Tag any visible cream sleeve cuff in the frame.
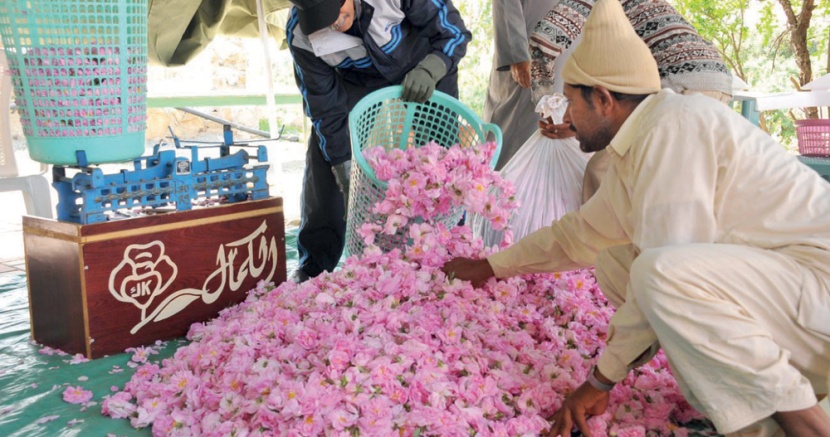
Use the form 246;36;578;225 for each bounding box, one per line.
487;250;519;278
596;351;630;383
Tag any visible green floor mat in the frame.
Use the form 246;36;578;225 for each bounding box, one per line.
0;272;178;436
0;228;310;436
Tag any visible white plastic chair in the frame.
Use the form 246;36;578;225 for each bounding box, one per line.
0;49;52;218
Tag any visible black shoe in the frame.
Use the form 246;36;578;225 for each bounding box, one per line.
289;268;310;284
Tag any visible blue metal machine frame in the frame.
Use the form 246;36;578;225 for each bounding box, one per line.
52;126;271;224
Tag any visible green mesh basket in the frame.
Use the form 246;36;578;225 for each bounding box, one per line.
0;0;147;165
346;85;502;256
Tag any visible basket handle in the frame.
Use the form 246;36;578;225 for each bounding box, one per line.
481;122;503;169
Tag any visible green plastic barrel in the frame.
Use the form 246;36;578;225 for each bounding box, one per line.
0;0;147;165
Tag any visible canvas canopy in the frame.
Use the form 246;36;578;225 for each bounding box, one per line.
148;0;292;66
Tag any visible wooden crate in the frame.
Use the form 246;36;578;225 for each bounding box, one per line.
22;197;286;358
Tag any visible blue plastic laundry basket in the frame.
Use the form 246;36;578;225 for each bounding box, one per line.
0;0;148;165
346;85;502;256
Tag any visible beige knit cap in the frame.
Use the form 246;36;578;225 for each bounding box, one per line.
561;0;661;94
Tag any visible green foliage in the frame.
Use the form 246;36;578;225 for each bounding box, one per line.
455;0;493;117
671;0;752;78
669;0;829;148
740;17;801;148
808;1;830;76
758;2;778;48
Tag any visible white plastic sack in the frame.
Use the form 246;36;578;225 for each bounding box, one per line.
473;94;589;247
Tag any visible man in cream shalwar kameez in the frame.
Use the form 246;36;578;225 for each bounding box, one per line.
442;0;830;435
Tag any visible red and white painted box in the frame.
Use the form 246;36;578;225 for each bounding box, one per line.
22;197;286;358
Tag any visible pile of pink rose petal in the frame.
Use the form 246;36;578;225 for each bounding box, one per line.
102;142;709;436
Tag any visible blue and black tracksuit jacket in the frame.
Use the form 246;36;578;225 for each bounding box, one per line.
287;0;471;165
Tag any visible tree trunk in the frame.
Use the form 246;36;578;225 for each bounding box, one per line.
777;0;818;119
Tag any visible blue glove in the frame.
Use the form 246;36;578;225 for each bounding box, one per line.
402;54;447;103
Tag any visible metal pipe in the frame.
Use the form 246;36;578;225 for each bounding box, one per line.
255;0;284;192
174;107;271;138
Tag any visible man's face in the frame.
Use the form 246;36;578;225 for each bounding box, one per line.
563;84;616;153
331;0;355;32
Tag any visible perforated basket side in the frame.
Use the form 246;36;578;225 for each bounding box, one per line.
346;160;386;256
796;119;830;157
346;163;466;256
349;86;501;188
0;0;147;165
345;86;502;256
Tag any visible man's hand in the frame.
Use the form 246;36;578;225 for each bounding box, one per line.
510;61;531;88
441;257;495;288
538;116;576;140
402;54;447;103
546;382;610;437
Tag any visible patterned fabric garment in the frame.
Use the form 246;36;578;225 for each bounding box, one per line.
529;0;732;100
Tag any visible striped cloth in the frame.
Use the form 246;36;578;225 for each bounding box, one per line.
529;0;732;100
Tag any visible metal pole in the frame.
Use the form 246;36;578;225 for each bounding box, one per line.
175;107;270;138
255;0;284;194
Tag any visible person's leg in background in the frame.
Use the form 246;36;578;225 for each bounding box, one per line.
292;128;348;282
292;77;405;282
484;67;538;170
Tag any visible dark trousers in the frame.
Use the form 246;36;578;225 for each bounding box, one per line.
296;73;458;277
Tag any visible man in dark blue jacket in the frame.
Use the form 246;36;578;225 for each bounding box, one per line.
287;0;470;282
